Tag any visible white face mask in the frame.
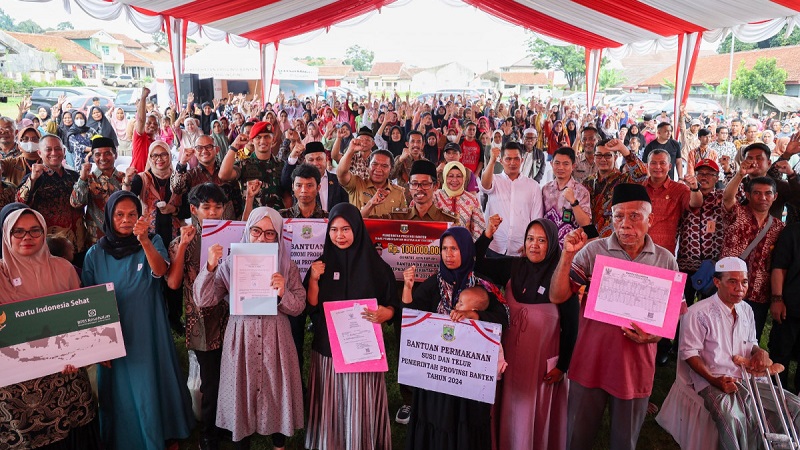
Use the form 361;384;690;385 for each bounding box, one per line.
20;142;36;153
491;142;502;149
75;119;85;127
447;135;458;143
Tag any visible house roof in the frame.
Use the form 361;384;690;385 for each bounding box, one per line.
133;49;171;63
317;64;354;79
45;30;99;40
111;33;144;49
640;45;800;87
120;48;153;68
8;32;101;64
367;62;405;77
498;71;553;86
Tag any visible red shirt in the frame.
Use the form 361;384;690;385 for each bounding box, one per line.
460;138;481;173
643;177;690;253
132;130;154;172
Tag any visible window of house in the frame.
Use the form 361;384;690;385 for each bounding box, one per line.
101;46;110;56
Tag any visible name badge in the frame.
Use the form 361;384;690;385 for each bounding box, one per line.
12;277;21;286
333;272;340;280
392;207;410;214
137;263;143;271
538;286;546;295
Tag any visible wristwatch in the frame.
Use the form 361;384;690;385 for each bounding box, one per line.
690;187;700;192
176;162;188;173
570;199;579;207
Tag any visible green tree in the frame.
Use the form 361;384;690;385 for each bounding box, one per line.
730;58;786;99
298;56;326;66
152;31;167;47
599;68;626;90
717;25;800;53
527;38;585;91
343;45;374;72
56;21;74;30
15;19;44;34
0;8;14;31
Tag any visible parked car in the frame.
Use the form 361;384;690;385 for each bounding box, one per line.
30;86;111;112
608;93;662;108
646;97;724;119
90;86;117;100
101;73;139;87
113;88;141;119
62;95;115;118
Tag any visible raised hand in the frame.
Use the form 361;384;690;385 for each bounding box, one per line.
79;163;92;181
485;214;503;239
563;227;587;255
403;265;416;289
246;179;262;200
132;216;150;242
30;163;49;181
271;272;285;297
310;261;326;281
178;224;196;247
207;243;224;271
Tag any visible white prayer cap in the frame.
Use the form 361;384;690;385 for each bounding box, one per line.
523;128;537;137
715;257;748;273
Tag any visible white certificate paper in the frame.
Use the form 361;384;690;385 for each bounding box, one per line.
593;265;672;326
230;243;278;315
329;303;381;364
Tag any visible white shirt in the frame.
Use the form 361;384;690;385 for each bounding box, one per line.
679;293;757;393
479;172;544;255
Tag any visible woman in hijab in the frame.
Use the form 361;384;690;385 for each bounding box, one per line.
81;191;193;450
0;207;101;450
194;207;304;449
87;105;118;147
433;161;485;240
304;203;396;450
67;111;92;167
176;117;202;170
374;118;406;158
303;121;322;146
109;107;130;155
56;108;74;143
475;218;579;450
401;227;508;450
211;119;229;165
423;131;440;164
624;122;646;150
566;118;578;146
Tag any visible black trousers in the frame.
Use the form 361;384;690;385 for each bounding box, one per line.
289;312;307;385
746;299;770;344
195;348;223;439
393;317;413;406
769;315;800;393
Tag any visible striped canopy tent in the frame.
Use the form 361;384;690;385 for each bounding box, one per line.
24;0;800;131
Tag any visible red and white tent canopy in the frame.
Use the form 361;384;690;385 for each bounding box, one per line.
23;0;800;123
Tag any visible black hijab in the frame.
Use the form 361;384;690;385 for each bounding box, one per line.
423;131;440;163
87;106;118;146
385;125;406;157
57;109;74;142
97;191;145;260
307;203;396;357
65;111;90;147
510;219;561;304
312;203;394;301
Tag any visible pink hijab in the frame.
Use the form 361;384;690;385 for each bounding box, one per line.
0;209;79;303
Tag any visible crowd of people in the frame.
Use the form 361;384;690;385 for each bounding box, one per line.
3;84;800;450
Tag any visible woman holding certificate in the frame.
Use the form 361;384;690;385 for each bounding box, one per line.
400;226;508;450
0;207;101;450
194;206;305;450
475;217;579;450
81;191;194;450
305;202;397;450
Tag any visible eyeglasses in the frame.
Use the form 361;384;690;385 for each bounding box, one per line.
249;227;278;239
11;227;44;239
409;181;434;190
594;153;614;159
696;171;717;178
150;153;170;160
195;144;215;152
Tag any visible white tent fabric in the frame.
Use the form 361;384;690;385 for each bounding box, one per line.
673;31;703;138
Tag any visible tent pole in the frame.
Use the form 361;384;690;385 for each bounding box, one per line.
726;33;734;114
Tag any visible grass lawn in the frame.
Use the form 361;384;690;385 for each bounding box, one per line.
0;97;23;119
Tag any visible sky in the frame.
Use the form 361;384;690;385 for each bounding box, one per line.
2;0;533;73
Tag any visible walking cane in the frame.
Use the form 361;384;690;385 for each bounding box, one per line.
734;355;800;449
